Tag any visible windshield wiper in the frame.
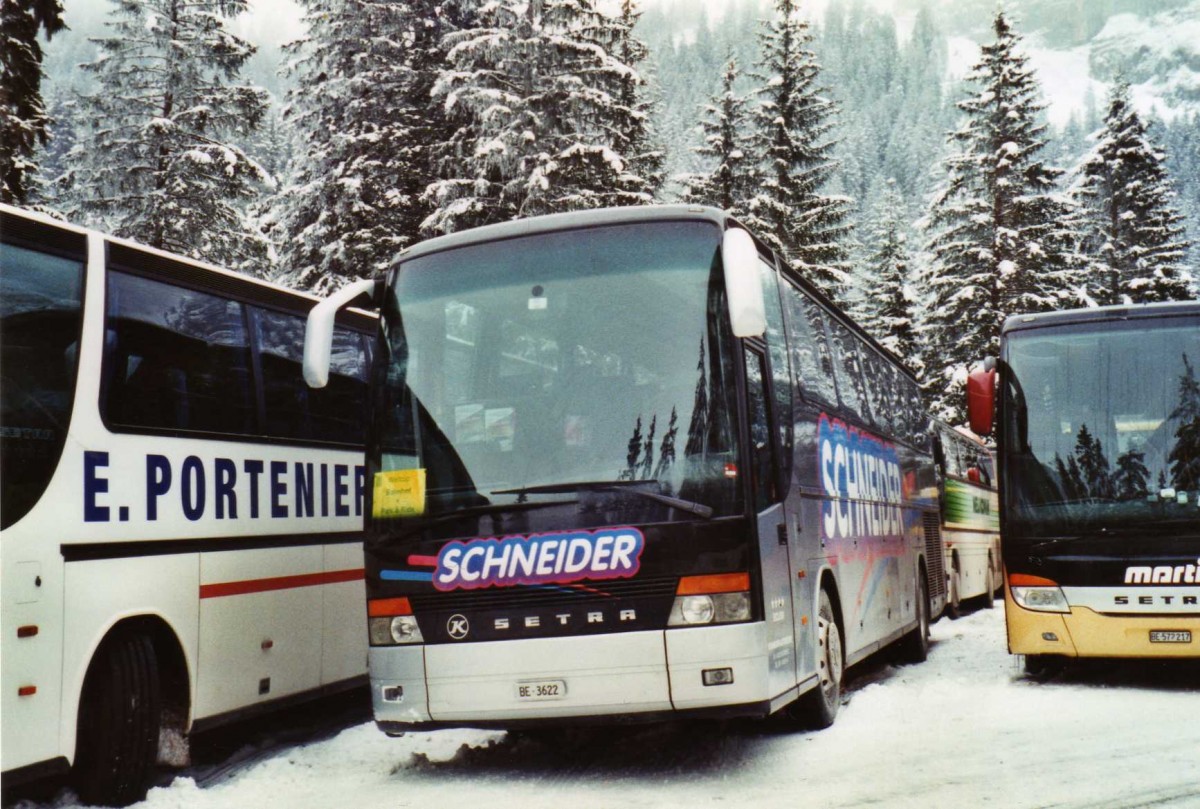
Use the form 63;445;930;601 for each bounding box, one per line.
493;480;714;519
398;498;581;528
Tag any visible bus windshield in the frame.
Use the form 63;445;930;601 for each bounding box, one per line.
373;220;743;530
1002;316;1200;539
0;241;85;530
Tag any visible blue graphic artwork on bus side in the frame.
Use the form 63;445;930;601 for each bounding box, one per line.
432;528;645;592
818;414;904;541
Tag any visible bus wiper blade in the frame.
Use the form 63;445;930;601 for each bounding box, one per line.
407;498;580;527
493;480;714;520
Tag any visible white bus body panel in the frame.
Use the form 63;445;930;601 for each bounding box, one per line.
197;546;325;717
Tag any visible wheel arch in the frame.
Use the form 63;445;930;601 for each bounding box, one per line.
66;612;193;765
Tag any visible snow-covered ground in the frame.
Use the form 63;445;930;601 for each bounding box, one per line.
15;605;1200;809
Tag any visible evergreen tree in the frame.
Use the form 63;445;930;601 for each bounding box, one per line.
681;55;755;212
58;0;269;274
921;11;1083;422
1170;354;1200;491
1071;82;1193;305
424;0;659;236
861;179;917;366
274;0;470;293
1;0;64;204
748;0;851;301
612;0;665;202
1113;447;1150;500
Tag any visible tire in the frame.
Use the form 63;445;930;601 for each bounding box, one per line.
945;558;961;620
1023;654;1064;680
983;562;996;609
73;630;162;807
794;588;843;729
899;572;930;663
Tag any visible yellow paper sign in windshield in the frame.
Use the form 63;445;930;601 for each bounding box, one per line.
373;469;426;518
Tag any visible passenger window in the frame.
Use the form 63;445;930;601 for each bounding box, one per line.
786;289;838;407
760;260;793;479
744;346;778;511
104;272;255;434
254;307;370;444
0;238;85;529
829;322;871;425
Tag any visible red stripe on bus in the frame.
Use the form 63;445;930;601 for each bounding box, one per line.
199;568;365;599
407;555;439;567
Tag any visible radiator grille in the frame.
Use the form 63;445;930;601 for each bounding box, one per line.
922;512;947;600
409;575;678;614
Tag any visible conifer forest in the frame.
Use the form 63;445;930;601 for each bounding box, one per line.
4;0;1200;422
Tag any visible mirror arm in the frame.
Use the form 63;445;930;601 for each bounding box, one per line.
303;278;380;388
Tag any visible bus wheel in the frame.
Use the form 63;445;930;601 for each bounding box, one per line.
899;573;929;663
796;588;842;729
74;630;162;807
983;560;997;608
1023;654;1064;680
946;558;961;620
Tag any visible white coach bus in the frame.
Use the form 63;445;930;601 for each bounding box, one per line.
1;205;373;805
303;206;943;738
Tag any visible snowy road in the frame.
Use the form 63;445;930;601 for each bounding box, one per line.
13;604;1200;809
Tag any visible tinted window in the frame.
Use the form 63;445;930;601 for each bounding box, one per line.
1;240;84;529
785;287;838;407
254;307;369;444
760;259;793;481
829;321;871;425
104;272;255;434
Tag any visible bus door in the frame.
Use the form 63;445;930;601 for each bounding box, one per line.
744;343;797;694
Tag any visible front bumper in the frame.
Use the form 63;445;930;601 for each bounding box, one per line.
371;622;773;729
1005;587;1200;658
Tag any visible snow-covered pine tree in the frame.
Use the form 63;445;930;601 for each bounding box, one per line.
1;0;64;204
748;0;852;303
860;179;918;370
274;0;471;293
57;0;269;274
424;0;662;236
922;11;1082;423
611;0;665;203
681;55;755;213
1071;82;1193;305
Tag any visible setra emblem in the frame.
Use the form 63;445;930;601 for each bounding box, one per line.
446;614;470;640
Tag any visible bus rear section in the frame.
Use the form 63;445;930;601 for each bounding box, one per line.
967;303;1200;667
307;206;939;734
933;422;1000;616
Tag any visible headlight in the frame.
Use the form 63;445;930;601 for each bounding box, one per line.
367;597;423;645
1011;585;1069;613
668;574;753;626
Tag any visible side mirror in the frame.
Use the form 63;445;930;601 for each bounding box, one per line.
966;368;996;438
722;228;766;338
303;278;379;388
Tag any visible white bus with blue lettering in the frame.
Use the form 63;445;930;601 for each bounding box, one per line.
304;206;944;738
0;204;373;805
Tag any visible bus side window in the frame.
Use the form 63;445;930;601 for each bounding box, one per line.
759;259;793;482
829;322;872;426
104;272;255;435
784;287;838;408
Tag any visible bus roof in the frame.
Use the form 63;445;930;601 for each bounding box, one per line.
0;203;376;329
398;205;730;261
1002;301;1200;336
